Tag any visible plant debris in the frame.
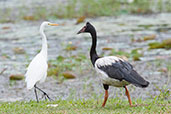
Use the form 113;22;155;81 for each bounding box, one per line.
76;16;86;24
62;71;76;79
102;47;113;50
13;47;25;54
9;74;24;80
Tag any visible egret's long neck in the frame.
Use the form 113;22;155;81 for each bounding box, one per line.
40;26;47;60
90;29;99;66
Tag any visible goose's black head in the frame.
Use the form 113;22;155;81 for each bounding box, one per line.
77;22;95;34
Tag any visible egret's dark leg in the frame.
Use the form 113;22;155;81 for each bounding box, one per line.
34;85;52;101
34;85;39;103
102;84;109;107
124;86;132;106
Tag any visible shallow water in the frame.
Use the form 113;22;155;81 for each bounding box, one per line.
0;14;171;102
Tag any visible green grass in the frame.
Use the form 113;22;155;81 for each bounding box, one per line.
1;0;171;22
0;98;170;114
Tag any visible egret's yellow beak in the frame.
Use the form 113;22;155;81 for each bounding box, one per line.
48;23;59;26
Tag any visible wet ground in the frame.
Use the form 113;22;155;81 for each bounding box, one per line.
0;14;171;102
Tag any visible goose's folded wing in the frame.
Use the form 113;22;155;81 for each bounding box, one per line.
95;56;149;87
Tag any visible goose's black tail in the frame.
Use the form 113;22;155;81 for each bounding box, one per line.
124;70;149;88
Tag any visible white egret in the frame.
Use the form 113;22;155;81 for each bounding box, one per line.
25;21;58;102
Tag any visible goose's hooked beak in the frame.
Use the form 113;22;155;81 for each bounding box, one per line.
48;23;59;26
77;26;86;34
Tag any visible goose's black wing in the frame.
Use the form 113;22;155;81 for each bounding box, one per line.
95;56;149;88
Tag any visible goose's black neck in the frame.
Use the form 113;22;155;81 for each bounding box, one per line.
90;29;99;66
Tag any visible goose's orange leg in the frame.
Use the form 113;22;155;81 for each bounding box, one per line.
102;90;109;107
102;84;109;107
124;86;132;106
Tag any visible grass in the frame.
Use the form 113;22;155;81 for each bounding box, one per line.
0;98;170;114
1;81;170;113
1;0;171;22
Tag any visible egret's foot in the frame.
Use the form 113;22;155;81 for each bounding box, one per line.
34;85;53;101
42;92;53;101
41;93;47;100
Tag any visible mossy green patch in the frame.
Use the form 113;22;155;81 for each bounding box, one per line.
47;67;59;77
109;48;143;61
47;53;89;80
138;24;154;29
65;44;77;51
130;49;143;61
148;39;171;49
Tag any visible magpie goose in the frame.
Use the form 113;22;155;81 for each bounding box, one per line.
77;22;149;107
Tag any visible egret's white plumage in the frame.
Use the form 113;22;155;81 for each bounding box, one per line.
25;22;49;90
25;52;47;89
25;21;58;102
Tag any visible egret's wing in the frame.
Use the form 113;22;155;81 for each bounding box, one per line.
25;53;47;89
95;56;149;88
